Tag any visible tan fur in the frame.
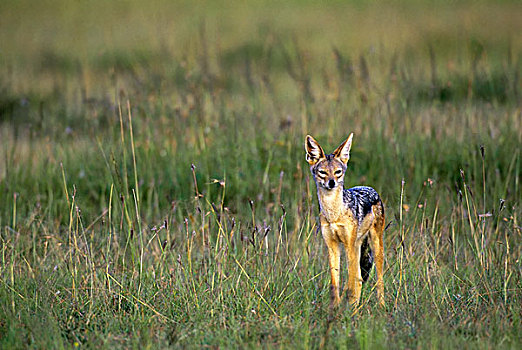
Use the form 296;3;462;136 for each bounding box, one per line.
305;134;385;308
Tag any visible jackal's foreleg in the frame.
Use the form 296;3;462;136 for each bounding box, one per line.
345;233;363;307
323;229;341;308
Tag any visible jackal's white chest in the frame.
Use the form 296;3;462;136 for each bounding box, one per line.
318;188;345;223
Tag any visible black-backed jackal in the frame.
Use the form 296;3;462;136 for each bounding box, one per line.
305;133;385;308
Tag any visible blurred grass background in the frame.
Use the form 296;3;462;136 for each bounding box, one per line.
0;0;521;348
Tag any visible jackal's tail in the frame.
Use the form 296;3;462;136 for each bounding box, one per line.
360;236;373;283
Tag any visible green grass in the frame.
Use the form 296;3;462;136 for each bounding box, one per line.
1;0;521;348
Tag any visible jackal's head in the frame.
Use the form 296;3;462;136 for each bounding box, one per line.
305;133;353;191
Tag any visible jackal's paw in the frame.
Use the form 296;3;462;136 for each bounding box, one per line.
331;296;342;308
378;296;385;307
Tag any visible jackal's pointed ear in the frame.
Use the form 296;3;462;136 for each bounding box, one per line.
305;135;325;165
333;133;353;164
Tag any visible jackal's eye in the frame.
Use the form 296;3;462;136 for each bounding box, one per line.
317;170;328;177
334;170;343;176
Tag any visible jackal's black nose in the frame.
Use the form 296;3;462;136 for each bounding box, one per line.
328;179;336;189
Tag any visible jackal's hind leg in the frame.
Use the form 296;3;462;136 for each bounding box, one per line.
369;223;385;306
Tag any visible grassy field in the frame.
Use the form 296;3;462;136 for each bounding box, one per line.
1;0;521;348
